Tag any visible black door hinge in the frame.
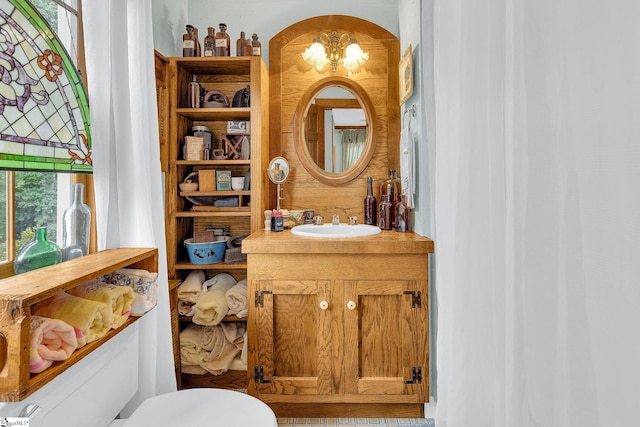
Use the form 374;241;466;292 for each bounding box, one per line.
404;366;422;384
254;290;272;307
403;290;422;308
254;366;272;383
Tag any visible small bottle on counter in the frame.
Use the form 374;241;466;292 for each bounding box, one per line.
251;33;262;56
215;23;231;56
182;25;196;57
271;209;284;232
395;194;410;232
379;194;393;230
236;31;247;56
364;176;377;225
203;27;215;56
380;169;401;228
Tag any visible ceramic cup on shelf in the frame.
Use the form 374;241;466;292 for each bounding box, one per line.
231;177;245;191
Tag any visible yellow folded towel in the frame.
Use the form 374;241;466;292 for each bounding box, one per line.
29;315;78;374
225;279;248;318
67;279;135;329
177;270;206;303
180;324;206;366
192;273;236;326
32;292;112;347
101;268;158;315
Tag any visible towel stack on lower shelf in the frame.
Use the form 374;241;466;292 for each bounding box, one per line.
176;270;249;375
28;268;157;374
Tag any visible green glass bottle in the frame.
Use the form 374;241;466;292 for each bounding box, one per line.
14;226;62;274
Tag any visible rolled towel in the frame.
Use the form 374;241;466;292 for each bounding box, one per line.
179;324;206;367
225;279;247;318
67;279;135;329
29;315;78;374
32;292;112;347
192;273;236;326
198;323;245;375
177;270;206;304
101;268;158;315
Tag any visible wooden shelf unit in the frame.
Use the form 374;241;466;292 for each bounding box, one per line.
0;248;158;402
159;55;268;390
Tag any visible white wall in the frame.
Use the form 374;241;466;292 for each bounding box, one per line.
152;0;400;60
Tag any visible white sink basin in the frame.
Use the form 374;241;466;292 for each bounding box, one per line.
291;223;382;238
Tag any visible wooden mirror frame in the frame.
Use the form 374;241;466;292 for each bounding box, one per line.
293;76;378;186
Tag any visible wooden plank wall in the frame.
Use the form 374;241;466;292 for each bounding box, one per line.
269;15;400;221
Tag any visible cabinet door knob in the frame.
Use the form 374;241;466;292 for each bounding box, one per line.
319;300;329;310
347;300;356;310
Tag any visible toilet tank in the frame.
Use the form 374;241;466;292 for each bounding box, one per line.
0;321;140;427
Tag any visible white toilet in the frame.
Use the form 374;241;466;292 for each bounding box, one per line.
109;388;277;427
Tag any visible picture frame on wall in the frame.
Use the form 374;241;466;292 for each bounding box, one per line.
399;44;413;105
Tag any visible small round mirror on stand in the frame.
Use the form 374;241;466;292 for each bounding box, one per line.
268;156;290;211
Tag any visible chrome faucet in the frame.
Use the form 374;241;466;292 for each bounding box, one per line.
332;214;340;225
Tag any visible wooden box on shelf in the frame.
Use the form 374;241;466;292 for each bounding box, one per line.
0;248;157;402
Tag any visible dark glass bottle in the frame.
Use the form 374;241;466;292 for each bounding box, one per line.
182;25;195;57
395;194;410;232
364;176;377;225
193;26;201;56
251;33;262;56
379;194;393;230
380;169;401;227
215;23;230;56
243;38;253;56
236;31;247;56
203;27;215;57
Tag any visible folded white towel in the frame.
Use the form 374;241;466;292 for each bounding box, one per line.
225;279;247;318
177;270;205;304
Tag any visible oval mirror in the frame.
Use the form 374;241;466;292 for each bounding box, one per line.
294;77;377;186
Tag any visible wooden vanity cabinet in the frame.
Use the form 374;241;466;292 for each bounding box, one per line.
243;230;433;418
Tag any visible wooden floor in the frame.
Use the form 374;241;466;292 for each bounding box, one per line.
277;419;435;427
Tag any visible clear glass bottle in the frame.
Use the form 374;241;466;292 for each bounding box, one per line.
251;33;262;56
215;23;230;56
203;27;215;56
236;31;246;56
182;25;195;57
62;183;91;261
380;169;401;228
14;226;62;274
378;194;393;230
364;176;377;225
395;194;410;232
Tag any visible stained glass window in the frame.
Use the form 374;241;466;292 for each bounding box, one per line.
0;0;91;172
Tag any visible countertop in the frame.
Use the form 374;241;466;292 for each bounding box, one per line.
242;229;434;255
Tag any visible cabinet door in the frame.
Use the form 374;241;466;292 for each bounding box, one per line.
343;280;426;400
255;279;333;396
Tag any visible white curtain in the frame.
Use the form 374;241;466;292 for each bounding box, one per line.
431;1;640;426
83;0;177;415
